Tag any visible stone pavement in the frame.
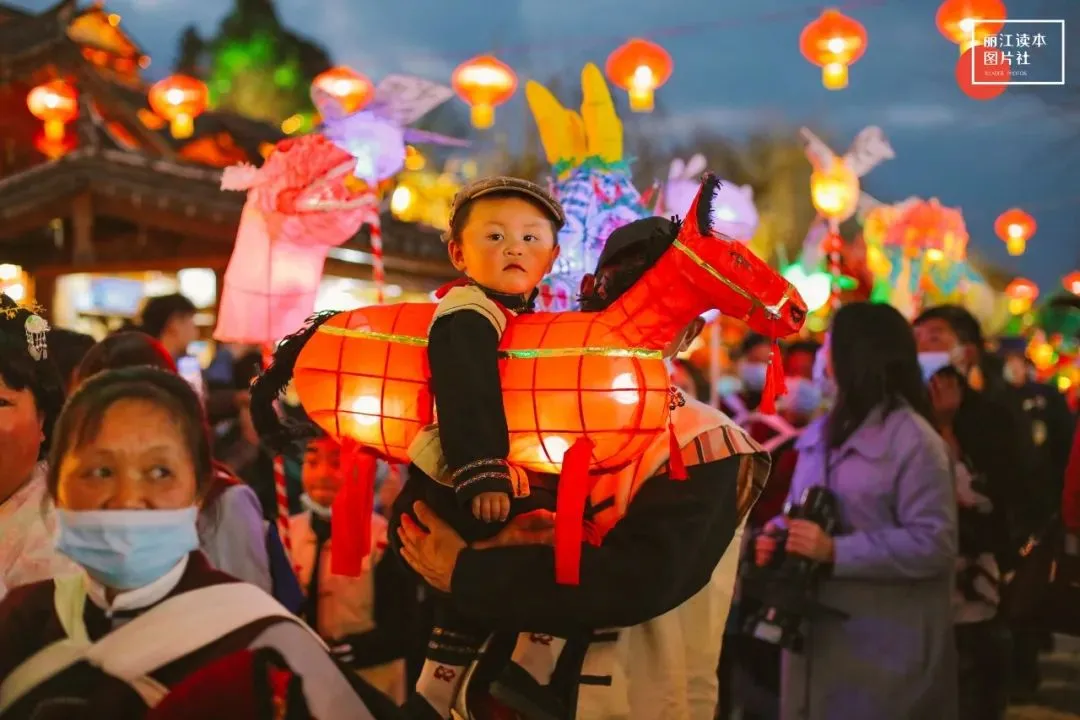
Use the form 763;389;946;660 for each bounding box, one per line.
1008;636;1080;720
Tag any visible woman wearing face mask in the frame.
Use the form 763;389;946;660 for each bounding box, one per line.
754;302;958;720
0;367;385;718
0;295;78;600
72;331;275;597
721;334;771;425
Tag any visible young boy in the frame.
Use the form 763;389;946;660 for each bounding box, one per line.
290;435;406;704
395;177;566;719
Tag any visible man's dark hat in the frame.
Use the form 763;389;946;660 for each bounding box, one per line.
593;217;678;273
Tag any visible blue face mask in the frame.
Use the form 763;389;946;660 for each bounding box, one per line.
740;362;769;392
783;378;823;417
917;351;953;383
56;507;200;590
716;375;743;398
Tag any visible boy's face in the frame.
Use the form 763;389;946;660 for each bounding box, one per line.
448;196;560;296
302;437;343;508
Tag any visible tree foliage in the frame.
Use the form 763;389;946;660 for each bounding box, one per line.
171;0;332;125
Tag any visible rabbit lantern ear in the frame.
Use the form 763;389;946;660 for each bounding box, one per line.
668;157;685;182
685;153;707;179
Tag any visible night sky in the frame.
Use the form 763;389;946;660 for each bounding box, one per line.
13;0;1080;294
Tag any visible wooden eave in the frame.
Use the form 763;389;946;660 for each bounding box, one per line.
0;0;78;79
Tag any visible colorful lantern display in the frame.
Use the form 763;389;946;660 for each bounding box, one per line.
995;208;1036;256
312;66;374;114
605;38;673;112
658;154;758;242
1005;277;1039;315
799;9;868;90
1065;271;1080;296
214;135;377;344
526;64;653;312
148;74;208;139
27;80;78;142
809;158;860;222
936;0;1007;53
451;55;516;129
289;176;806;468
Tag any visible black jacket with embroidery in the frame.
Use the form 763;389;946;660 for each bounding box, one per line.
428;283;535;506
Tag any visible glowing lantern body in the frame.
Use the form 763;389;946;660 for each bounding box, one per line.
148;74;208;139
452;55;516;129
810;159;860;222
800;9;868;90
27;80;78;143
1005;277;1038;315
312;66;374;114
1064;271;1080;296
605;39;673;112
994;208;1036;256
937;0;1006;52
214;135;378;344
291;176;807;469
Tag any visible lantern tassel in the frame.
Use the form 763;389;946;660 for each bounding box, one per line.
331;439;377;577
554;437;597;586
759;340;787;415
667;420;687;480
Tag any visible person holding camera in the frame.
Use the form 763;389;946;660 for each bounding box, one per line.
754;303;958;720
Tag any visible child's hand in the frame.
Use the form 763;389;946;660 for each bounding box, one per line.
472;491;511;523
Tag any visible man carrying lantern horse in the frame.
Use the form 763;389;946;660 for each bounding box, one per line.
397;215;775;719
254;171;805;719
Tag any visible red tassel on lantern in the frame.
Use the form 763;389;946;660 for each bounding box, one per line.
554;437;597;585
667;421;688;480
331;440;377;576
759;340;787;415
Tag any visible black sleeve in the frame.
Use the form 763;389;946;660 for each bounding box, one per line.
428;310;513;506
448;456;743;636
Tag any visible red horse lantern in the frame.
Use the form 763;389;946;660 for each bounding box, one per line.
267;175;805;470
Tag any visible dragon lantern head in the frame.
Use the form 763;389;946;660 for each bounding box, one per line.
526;64;650;311
679;174;807;339
220;134;378;248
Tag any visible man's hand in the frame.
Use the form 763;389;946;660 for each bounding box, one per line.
472;491;511;523
397;502;467;593
473;510;556;549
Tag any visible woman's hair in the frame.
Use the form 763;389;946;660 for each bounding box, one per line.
0;294;65;459
827;302;935;449
47;328;96;390
72;331;177;386
46;366;214;498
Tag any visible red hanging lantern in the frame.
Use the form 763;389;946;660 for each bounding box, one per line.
451;55;517;130
799;9;868;90
312;66;374;114
27;80;78;143
955;46;1007;100
1063;271;1080;296
1004;277;1038;315
936;0;1006;53
148;74;208;139
994;208;1036;256
605;38;673;112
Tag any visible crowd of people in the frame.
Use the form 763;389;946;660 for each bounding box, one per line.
0;175;1077;720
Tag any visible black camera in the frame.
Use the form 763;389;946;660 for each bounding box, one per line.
739;486;848;653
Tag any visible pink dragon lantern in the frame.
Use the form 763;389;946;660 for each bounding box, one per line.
214;134;378;344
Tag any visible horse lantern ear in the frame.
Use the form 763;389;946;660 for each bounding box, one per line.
687;173;721;237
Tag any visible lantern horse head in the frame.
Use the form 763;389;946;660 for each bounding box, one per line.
252;174;806;474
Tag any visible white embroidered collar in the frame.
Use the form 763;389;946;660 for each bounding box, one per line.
84;554;189;616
